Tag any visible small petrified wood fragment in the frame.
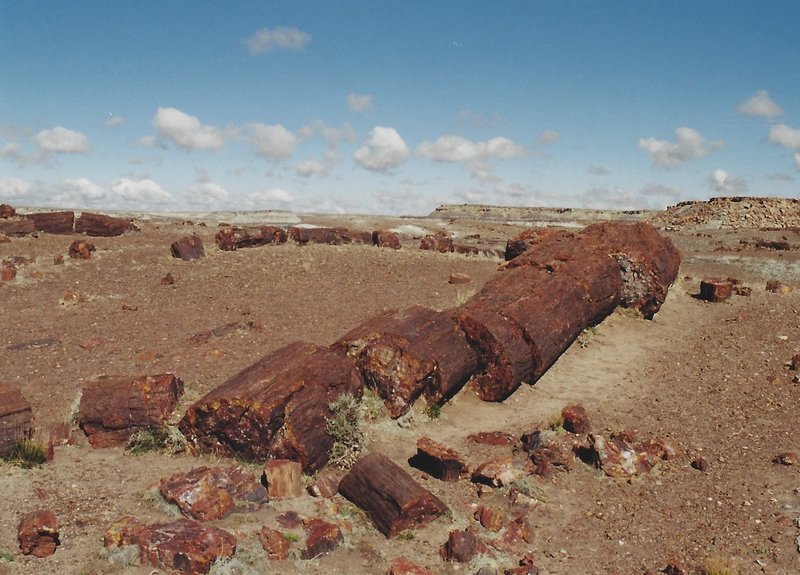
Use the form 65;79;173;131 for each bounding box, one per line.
338;452;448;537
699;278;733;302
0;383;33;457
179;341;362;472
78;374;184;448
409;437;470;482
18;510;60;557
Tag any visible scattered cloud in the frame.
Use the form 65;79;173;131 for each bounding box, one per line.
34;127;90;154
738;90;783;119
766;172;793;182
242;188;295;209
296;149;340;177
186;181;230;206
418;135;526;162
105;115;125;128
795;153;800;170
108;178;173;204
347;94;374;112
246;123;299;160
354;126;409;171
0;142;31;166
245;26;310;55
708;169;747;195
588;165;609;175
769;124;800;149
153;107;224;151
538;131;559;145
0;177;32;198
639;183;681;201
639;127;722;168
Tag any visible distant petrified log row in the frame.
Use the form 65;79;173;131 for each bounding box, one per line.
215;225;288;250
215;224;402;251
178;342;362;473
180;222;680;468
0;208;138;237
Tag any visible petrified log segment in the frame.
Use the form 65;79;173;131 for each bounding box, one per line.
338;452;448;537
215;226;288;250
0;218;35;236
372;229;401;249
179;342;362;472
18;510;60;557
78;374;184;448
699;278;733;302
419;232;455;253
0;384;34;457
75;212;138;236
334;306;478;416
26;211;75;234
0;204;15;218
409;437;470;481
288;226;372;245
170;235;205;260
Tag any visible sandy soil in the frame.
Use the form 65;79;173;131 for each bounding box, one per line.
1;208;799;575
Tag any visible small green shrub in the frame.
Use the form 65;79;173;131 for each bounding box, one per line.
3;439;47;469
126;426;186;455
326;393;365;469
423;403;442;419
0;549;14;562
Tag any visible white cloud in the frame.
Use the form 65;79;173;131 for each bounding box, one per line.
538;131;559;145
247;123;299;160
242;188;295;209
639;183;681;201
795;153;800;170
153;107;224;151
34;127;90;153
638;127;721;168
108;178;172;204
0;177;32;198
769;124;800;149
0;142;29;165
187;181;229;206
708;169;747;195
105;115;126;128
347;93;374;112
738;90;783;119
63;177;105;200
418;135;526;162
246;26;310;54
354;127;409;171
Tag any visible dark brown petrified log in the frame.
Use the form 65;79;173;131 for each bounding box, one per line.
334;306;477;416
288;226;372;245
215;226;288;250
178;341;362;472
26;211;75;234
0;384;34;457
170;235;205;260
75;212;138;236
78;374;184;447
338;452;448;537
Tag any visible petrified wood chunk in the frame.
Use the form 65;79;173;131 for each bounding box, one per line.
440;526;490;563
0;383;33;457
301;518;343;559
26;211;75;234
258;526;290;560
338;452;448;537
68;239;96;259
0;217;35;236
288;226;372;245
699;278;733;302
409;437;470;482
18;510;60;557
78;374;184;447
215;226;288;250
170;235;205;260
104;516;236;574
419;232;455;253
179;341;362;473
263;459;302;499
372;229;401;249
75;212;138;236
766;279;793;294
334;306;478;416
0;203;15;218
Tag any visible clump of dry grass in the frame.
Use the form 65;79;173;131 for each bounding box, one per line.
326;393;365;469
702;555;739;575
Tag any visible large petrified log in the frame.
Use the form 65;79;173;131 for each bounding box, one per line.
75;212;138;236
25;211;75;234
215;226;288;250
338;452;448;537
178;342;362;472
0;217;35;236
334;305;478;417
288;226;372;246
78;374;184;448
0;383;34;457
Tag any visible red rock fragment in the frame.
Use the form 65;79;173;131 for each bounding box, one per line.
472;457;531;487
663;560;687;575
561;403;590;434
440;526;491;563
791;353;800;371
420;232;455;253
467;431;516;446
766;280;793;294
733;284;752;296
474;505;505;532
161;272;175;285
372;229;401;249
388;557;435;575
449;272;471;284
0;203;15;218
584;434;661;477
0;384;34;457
307;474;339;498
690;457;709;472
18;510;60;557
276;511;303;529
301;518;343;559
1;264;16;281
171;234;205;260
264;459;303;499
504;553;540;575
528;445;571;477
258;526;290;560
773;452;799;466
699;278;733;302
68;239;96;259
409;437;470;482
53;254;64;265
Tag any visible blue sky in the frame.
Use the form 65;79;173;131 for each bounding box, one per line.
2;1;799;215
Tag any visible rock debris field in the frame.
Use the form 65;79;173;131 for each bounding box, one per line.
1;196;799;575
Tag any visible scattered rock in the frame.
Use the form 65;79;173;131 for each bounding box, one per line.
170;235;205;261
699;278;733;302
449;272;471;284
766;280;792;294
0;203;15;218
691;457;709;472
307;474;339;498
662;560;687;575
258;526;290;560
409;437;470;482
733;284;752;296
158;466;268;521
275;511;303;529
53;254;64;265
474;505;506;532
467;431;516;446
0;264;15;282
773;452;799;466
301;518;343;559
388;557;435;575
561;403;590;433
338;452;449;537
0;384;33;457
580;433;666;477
68;239;96;259
440;526;491;563
263;459;303;499
372;229;401;249
420;232;455;253
18;510;59;557
472;457;531;487
161;272;175;285
791;353;800;371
